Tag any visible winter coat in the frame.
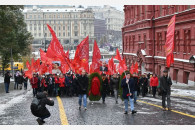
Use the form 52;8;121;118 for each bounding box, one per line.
133;76;139;91
17;75;24;84
150;77;159;87
31;92;54;117
110;77;119;90
77;75;89;95
121;78;134;99
4;73;12;83
101;78;108;94
23;77;28;83
48;77;55;85
160;76;172;94
100;66;108;72
41;78;48;87
59;77;65;87
30;77;38;88
139;77;148;88
54;76;59;84
65;76;73;87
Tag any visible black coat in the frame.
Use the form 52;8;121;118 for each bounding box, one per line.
160;76;172;94
17;76;23;84
31;92;54;117
133;77;139;91
77;75;89;95
101;78;108;94
4;73;11;83
110;77;119;90
121;78;134;99
100;66;108;72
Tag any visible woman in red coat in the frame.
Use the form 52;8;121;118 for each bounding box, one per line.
59;74;65;96
30;74;38;97
150;74;159;98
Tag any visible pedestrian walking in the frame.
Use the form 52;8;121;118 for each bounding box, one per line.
65;72;73;97
59;74;65;96
121;72;137;114
30;74;39;97
139;74;148;97
110;73;119;104
14;71;19;89
77;70;89;111
17;73;23;90
4;71;12;93
101;74;108;104
150;74;159;98
48;74;54;97
23;75;28;90
160;69;172;111
133;74;139;103
30;91;54;125
54;74;60;96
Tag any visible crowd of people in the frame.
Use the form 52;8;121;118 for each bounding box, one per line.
3;62;172;125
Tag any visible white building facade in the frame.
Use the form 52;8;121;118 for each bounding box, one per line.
23;5;95;52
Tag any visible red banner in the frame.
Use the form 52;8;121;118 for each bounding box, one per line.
165;15;175;68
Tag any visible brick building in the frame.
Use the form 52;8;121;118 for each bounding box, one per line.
122;5;195;86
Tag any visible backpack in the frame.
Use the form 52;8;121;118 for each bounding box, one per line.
30;98;41;112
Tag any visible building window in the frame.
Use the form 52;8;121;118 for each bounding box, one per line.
157;33;162;51
132;36;135;50
63;26;65;30
34;33;37;37
159;6;162;16
45;33;47;37
144;35;147;49
29;15;32;19
74;31;78;36
59;26;61;30
39;26;41;30
74;39;79;44
84;25;86;30
184;29;191;53
49;15;51;18
63;32;65;36
39;33;41;37
74;26;77;30
68;32;70;36
38;15;40;19
129;36;131;51
34;26;36;30
34;15;36;19
59;33;61;37
54;15;55;18
54;26;56;30
68;26;70;30
45;26;47;30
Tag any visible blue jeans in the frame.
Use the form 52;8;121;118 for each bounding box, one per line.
133;91;137;103
79;94;87;108
124;96;134;112
4;83;9;93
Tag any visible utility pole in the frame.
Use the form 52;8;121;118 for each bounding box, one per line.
10;47;14;79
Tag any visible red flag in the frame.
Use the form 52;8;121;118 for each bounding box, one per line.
108;57;116;75
114;48;122;61
165;15;175;68
73;36;89;73
24;70;33;79
130;63;134;74
134;62;138;74
26;61;30;70
90;40;101;73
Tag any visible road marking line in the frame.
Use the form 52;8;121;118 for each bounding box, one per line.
137;100;195;119
56;96;69;125
171;94;195;100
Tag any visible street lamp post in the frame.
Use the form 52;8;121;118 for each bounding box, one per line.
10;47;14;79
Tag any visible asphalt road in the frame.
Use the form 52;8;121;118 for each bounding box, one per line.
0;90;195;125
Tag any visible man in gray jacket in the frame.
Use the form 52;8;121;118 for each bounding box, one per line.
160;69;172;111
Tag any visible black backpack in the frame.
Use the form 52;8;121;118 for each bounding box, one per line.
30;98;41;112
